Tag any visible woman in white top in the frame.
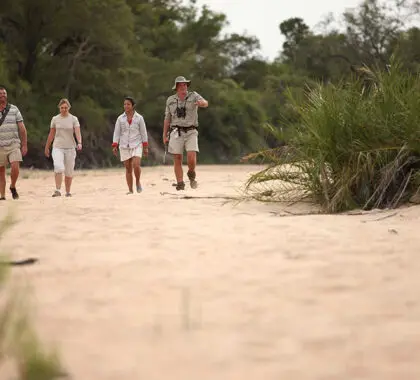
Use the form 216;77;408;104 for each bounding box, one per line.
44;98;82;197
112;96;149;194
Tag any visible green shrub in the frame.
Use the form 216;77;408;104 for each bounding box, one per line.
244;58;420;212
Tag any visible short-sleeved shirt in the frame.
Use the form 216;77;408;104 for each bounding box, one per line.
0;103;24;147
164;91;204;128
50;113;80;149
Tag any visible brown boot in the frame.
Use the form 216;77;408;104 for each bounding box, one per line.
10;186;19;200
176;181;185;191
187;170;198;189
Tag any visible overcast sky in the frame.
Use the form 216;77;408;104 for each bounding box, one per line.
189;0;364;61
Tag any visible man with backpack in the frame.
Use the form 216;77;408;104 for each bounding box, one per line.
0;86;28;200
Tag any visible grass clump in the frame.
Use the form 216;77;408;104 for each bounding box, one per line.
0;211;67;380
243;58;420;213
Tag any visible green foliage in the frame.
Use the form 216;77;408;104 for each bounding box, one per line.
194;78;268;162
0;0;419;168
244;59;420;212
0;0;271;167
0;43;11;89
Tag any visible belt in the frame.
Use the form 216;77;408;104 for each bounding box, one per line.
170;125;197;136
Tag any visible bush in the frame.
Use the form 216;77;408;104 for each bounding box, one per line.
243;58;420;212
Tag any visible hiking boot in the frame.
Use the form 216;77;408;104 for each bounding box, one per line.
176;181;185;191
52;190;61;197
10;187;19;200
187;170;198;189
65;193;72;197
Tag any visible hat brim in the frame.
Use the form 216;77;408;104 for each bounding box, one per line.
172;80;191;90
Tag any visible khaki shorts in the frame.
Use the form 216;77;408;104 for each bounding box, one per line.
52;147;76;177
0;144;22;166
168;128;199;155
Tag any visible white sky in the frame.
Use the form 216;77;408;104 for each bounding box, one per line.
189;0;365;61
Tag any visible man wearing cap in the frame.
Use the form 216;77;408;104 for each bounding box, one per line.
163;76;208;190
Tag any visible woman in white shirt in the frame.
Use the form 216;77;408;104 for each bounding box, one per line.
44;98;82;197
112;97;149;194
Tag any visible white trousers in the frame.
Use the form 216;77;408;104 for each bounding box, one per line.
52;147;76;177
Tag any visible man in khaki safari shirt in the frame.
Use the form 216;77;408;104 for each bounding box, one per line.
162;76;208;190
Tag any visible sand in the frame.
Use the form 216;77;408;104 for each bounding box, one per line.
1;164;420;380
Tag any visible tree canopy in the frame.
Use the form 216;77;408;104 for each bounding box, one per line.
0;0;419;168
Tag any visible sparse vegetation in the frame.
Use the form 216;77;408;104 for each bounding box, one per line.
0;211;66;380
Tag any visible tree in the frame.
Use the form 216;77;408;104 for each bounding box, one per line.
278;17;310;63
343;0;420;66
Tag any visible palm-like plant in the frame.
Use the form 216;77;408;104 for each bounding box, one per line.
243;58;420;212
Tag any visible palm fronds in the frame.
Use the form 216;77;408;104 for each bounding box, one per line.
244;58;420;212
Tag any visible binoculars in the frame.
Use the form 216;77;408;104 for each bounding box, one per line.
176;106;187;118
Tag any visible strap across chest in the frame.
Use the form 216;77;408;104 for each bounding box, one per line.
0;104;11;127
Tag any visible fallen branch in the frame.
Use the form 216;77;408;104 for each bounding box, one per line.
361;212;398;223
159;192;238;200
269;210;325;217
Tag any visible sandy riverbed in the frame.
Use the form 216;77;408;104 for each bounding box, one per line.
1;164;420;380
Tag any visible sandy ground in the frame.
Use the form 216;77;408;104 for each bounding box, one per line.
1;164;420;380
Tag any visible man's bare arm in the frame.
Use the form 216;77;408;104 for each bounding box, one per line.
196;98;208;108
17;121;28;155
194;93;208;108
163;118;171;143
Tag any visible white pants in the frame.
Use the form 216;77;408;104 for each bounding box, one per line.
52;147;76;177
119;145;142;162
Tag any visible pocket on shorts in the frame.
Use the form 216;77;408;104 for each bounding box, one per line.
0;148;7;166
8;147;23;163
170;129;179;139
187;129;198;138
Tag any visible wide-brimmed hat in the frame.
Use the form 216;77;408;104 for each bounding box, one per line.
172;76;191;90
